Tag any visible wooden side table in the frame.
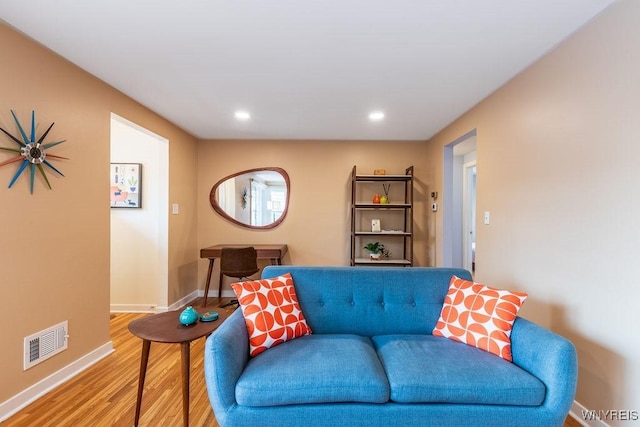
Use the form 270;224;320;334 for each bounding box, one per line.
128;304;233;426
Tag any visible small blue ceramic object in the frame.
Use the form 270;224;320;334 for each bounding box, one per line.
179;306;199;326
200;311;219;322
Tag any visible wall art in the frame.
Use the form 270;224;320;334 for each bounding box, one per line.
110;163;141;208
0;110;68;193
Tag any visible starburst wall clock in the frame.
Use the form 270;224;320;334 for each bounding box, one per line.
0;110;68;194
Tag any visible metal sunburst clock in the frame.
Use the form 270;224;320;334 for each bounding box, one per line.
0;110;68;193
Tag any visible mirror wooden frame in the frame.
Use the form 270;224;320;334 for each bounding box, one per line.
209;167;290;229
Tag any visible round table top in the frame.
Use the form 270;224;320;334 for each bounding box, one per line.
128;305;234;344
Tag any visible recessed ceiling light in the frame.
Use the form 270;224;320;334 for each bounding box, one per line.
368;111;385;121
234;110;251;120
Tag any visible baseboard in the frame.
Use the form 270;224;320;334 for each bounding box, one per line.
110;289;203;313
167;289;201;311
110;303;157;313
570;400;611;427
110;289;235;314
0;341;114;422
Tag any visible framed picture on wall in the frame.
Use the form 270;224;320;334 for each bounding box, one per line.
110;163;142;208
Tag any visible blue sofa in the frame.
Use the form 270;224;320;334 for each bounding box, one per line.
204;266;577;427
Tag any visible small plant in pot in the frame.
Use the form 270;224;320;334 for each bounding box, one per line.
364;242;385;260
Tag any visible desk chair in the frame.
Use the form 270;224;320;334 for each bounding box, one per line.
218;247;259;308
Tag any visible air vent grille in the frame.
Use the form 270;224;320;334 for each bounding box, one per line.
24;321;68;370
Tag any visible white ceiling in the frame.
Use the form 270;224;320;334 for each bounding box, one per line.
0;0;617;140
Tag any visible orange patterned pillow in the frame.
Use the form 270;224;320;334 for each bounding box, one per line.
231;273;312;357
432;276;527;361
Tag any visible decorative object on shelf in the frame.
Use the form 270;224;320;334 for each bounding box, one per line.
110;163;141;208
372;193;381;204
371;219;381;233
373;169;386;175
363;242;385;260
0;110;68;194
179;306;199;326
199;311;219;322
381;183;390;204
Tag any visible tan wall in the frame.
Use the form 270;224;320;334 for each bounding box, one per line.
0;23;198;403
197;140;429;293
4;0;637;418
427;0;640;420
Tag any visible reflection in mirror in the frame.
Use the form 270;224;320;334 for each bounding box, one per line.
210;167;290;229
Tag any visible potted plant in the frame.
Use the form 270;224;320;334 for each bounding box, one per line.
363;242;385;260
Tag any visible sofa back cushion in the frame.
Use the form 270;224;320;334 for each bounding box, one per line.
261;266;472;336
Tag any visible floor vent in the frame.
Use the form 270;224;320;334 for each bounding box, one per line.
24;321;68;370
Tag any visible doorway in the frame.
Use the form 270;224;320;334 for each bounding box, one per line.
110;114;169;312
442;130;477;274
462;161;476;273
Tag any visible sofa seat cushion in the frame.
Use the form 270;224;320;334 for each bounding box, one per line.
372;335;545;406
236;334;390;407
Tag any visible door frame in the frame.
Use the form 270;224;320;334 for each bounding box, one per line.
442;129;476;270
462;160;476;273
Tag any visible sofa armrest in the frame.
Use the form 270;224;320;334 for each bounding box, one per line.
204;309;249;424
510;317;578;421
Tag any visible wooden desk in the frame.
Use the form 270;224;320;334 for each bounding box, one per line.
128;303;234;426
199;244;288;307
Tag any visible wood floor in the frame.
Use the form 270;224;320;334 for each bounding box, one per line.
3;297;580;427
3;298;224;427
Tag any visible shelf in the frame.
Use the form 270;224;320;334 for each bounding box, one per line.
353;258;412;265
354;203;411;209
350;165;413;267
354;231;411;236
355;174;412;182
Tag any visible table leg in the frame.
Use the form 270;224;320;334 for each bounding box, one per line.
218;270;224;298
134;340;151;427
181;342;191;427
202;258;215;307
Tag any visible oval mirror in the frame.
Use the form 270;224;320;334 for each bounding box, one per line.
210;167;290;229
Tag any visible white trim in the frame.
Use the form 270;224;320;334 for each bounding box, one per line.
569;400;611;427
462;160;476;273
0;342;114;422
441;145;453;267
110;304;157;313
166;290;200;312
109;289;236;314
442;129;477;268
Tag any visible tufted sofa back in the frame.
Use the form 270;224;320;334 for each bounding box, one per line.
261;266;472;336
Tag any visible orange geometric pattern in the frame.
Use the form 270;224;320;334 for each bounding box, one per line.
232;273;312;357
432;276;527;362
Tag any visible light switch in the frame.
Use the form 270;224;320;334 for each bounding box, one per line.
483;211;490;225
172;203;179;215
